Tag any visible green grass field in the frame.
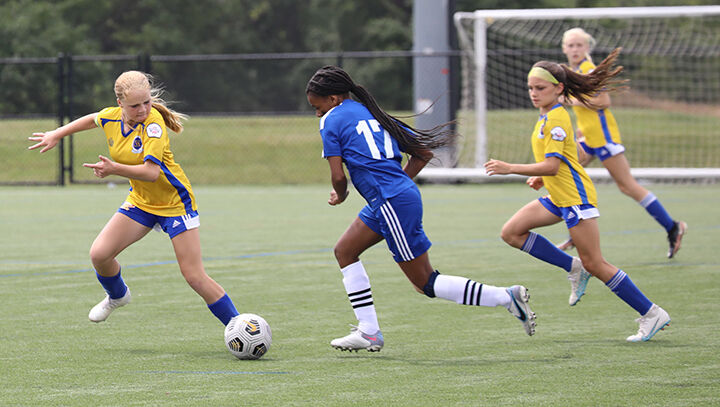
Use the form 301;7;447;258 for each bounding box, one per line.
4;106;720;186
1;183;718;406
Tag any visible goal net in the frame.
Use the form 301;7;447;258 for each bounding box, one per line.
421;6;720;183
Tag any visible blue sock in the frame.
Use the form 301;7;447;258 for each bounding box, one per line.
605;270;653;315
207;293;239;325
639;192;675;232
521;232;574;271
96;269;128;299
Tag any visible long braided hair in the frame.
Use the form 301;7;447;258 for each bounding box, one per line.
306;66;456;159
535;48;626;110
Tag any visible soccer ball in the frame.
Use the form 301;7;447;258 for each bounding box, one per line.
224;313;272;360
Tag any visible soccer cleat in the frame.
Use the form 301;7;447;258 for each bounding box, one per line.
568;257;592;306
506;285;536;336
626;304;671;342
557;236;575;251
330;326;384;352
667;221;687;259
88;288;131;323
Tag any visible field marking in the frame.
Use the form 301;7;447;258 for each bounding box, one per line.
3;223;718;278
141;370;292;375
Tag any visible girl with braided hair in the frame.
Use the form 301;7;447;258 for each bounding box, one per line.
484;50;671;342
306;65;536;352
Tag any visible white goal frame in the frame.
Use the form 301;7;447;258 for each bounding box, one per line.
419;5;720;183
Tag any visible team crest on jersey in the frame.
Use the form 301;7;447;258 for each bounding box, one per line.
550;126;567;141
108;138;114;147
131;135;143;154
146;123;162;138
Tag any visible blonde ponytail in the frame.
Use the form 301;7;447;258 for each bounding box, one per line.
114;70;188;134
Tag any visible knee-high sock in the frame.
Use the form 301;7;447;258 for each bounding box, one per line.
522;232;574;271
432;273;510;307
605;270;653;315
639;192;675;232
341;261;379;334
207;293;240;325
96;268;127;299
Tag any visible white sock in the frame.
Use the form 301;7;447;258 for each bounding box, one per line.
433;274;510;307
340;261;380;334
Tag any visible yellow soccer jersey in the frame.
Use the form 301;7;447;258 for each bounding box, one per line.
571;59;622;148
94;106;196;217
531;104;597;207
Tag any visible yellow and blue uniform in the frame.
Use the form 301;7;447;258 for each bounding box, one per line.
95;106;196;217
572;59;622;149
532;103;597;209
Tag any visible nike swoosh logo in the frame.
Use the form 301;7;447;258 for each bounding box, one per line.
365;336;377;341
513;298;527;321
645;320;660;339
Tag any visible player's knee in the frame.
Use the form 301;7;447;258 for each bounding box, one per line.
500;225;519;247
422;270;440;298
578;254;603;274
333;244;357;266
89;244;112;267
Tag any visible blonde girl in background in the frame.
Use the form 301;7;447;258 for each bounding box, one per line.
558;28;686;258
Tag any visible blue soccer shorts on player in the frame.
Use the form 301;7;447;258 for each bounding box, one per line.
579;139;625;161
358;187;432;263
118;202;200;239
538;196;599;229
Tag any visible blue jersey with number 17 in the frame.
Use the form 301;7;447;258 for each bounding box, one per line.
319;99;416;209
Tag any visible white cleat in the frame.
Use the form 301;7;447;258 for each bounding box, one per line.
330;326;384;352
568;257;592;306
88;288;131;323
627;304;671;342
506;285;536;336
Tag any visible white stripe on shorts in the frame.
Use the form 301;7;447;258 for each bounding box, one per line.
570;205;600;220
380;201;414;262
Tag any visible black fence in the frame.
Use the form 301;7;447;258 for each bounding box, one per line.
1;51;461;186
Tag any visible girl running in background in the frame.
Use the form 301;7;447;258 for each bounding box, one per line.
28;71;240;329
306;65;536;352
558;27;686;258
484;49;670;342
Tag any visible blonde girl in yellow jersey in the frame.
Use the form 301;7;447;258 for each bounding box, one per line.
559;28;686;258
28;71;240;330
484;50;670;342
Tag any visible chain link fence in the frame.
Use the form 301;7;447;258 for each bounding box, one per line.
1;51;460;185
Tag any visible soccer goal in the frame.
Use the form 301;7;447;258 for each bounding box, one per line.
419;6;720;183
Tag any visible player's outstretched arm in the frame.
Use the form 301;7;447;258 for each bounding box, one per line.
28;113;98;153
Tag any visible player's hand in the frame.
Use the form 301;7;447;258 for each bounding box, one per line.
483;159;511;176
328;189;349;206
526;176;544;190
83;155;115;178
28;130;61;153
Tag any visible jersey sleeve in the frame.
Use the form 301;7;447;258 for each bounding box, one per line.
142;119;167;165
579;60;596;74
94;107;115;128
542;118;572;159
320;115;342;158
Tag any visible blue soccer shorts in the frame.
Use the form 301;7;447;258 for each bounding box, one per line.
538;196;599;229
358;187;432;263
579;139;625;161
118;202;200;239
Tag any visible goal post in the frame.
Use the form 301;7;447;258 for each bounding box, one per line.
419;5;720;183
